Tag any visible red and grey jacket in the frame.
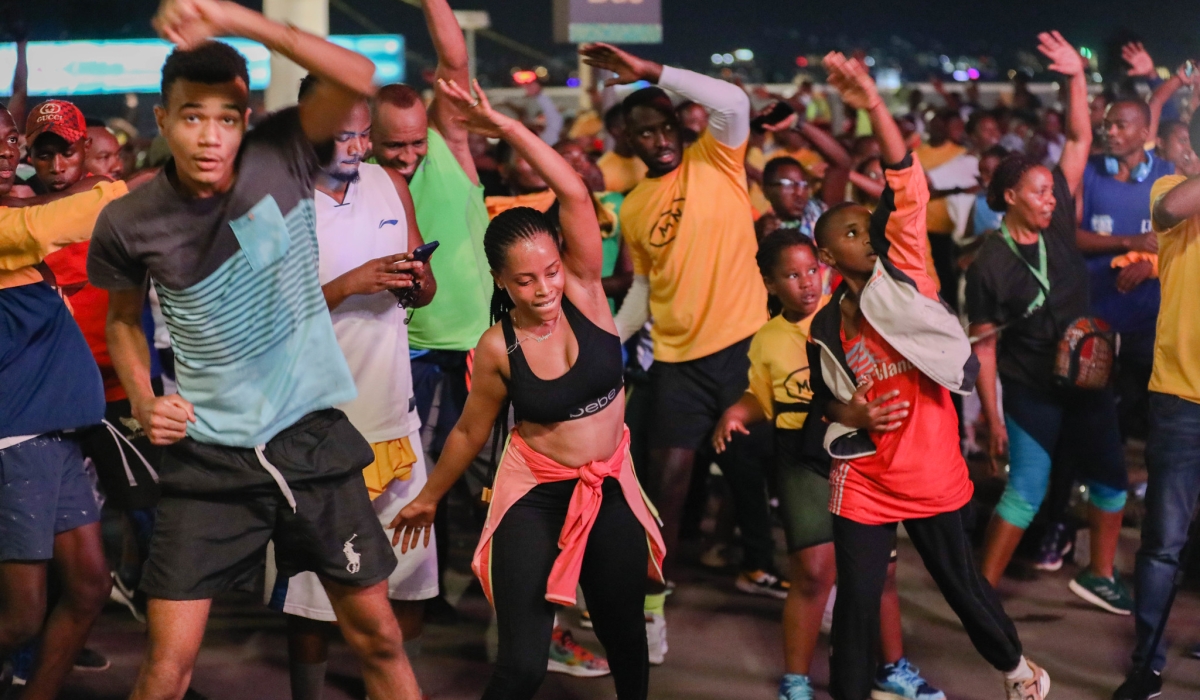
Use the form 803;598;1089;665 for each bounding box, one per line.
806;152;979;460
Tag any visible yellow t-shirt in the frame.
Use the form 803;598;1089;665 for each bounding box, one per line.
914;142;967;235
746;300;828;430
621;130;768;363
362;436;418;500
598;151;648;195
1149;175;1200;404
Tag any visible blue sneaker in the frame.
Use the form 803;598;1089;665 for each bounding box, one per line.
778;673;815;700
872;658;945;700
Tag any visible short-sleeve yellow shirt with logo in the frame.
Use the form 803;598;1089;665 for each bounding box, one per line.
620;130;768;363
1149;175;1200;404
745;299;829;430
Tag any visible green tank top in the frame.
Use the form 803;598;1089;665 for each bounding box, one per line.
407;129;492;351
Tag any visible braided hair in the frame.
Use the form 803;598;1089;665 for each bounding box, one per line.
484;206;562;324
755;228;819;317
482;206;561;485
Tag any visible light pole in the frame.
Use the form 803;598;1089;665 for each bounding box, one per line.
263;0;329;111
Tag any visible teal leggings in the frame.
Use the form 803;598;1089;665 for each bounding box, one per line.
995;380;1128;530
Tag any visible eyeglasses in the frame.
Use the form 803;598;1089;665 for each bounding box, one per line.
765;177;809;192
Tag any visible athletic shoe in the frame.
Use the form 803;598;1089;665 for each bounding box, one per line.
1005;660;1050;700
778;673;815;700
1069;570;1133;615
547;627;610;678
645;613;668;665
664;579;676;596
110;571;146;623
73;647;111;672
1112;667;1163;700
735;570;790;600
871;658;945;700
1033;522;1073;572
578;609;593;629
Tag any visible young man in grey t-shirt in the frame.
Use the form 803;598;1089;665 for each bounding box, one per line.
86;2;428;698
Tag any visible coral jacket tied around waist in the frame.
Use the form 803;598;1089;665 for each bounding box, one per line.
473;427;665;607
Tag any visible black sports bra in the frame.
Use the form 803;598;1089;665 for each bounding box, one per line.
501;297;624;424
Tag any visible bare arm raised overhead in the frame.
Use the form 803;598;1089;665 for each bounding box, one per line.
439;79;604;290
153;0;376;144
1038;31;1091;195
421;0;480;183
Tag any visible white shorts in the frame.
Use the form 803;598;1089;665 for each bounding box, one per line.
264;431;439;622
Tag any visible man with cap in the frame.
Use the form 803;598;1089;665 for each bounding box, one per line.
26;100;91;195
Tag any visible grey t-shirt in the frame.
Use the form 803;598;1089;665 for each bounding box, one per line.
87;107;357;448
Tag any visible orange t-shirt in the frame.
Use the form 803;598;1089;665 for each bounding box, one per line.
830;319;974;524
621;130;768;363
484;189;557;220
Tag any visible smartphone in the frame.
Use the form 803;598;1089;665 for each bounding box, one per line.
750;101;795;132
391;241;439;309
410;240;440;263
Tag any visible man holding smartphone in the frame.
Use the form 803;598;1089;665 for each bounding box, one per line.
265;81;436;700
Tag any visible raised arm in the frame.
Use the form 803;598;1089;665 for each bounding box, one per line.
581;42;750;148
152;0;376;144
439;79;603;282
823;52;905;166
421;0;479;183
1038;31;1091;194
8;37;27;132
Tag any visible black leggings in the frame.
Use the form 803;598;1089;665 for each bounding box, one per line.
830;505;1023;700
482;477;649;700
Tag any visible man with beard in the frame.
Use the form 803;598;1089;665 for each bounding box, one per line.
268;79;436;700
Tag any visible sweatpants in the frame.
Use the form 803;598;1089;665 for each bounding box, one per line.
830;505;1022;700
483;477;649;700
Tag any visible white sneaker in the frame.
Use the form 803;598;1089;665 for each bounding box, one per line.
645;613;668;665
1005;660;1050;700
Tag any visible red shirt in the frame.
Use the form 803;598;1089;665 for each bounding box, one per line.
44;241;126;402
831;319;973;524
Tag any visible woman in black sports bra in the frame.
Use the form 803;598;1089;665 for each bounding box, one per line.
392;79;664;700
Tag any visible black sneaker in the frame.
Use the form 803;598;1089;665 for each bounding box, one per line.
1112;667;1163;700
735;570;790;600
73;647;111;672
1033;522;1073;572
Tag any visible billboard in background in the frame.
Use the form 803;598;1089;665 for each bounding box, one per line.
0;35;404;97
553;0;662;44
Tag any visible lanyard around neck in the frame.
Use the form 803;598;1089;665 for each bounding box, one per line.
1000;219;1049;316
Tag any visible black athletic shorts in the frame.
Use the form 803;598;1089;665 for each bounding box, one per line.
139;411;396;600
648;336;754;451
76;398;164;511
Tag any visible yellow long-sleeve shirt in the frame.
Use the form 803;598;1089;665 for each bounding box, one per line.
0;181;128;290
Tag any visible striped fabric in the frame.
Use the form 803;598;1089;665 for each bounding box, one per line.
156;196;356;447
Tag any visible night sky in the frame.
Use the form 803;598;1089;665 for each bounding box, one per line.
12;0;1200;81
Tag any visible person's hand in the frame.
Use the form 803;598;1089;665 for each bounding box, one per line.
842;380;909;432
822;52;881;111
1116;259;1154;293
1122;42;1156;78
1037;31;1087;78
579;43;663;86
390;495;437;553
711;413;750;454
437;78;515;138
986;418;1008;477
153;0;235;49
334;253;421;298
133;394;196;445
1127;231;1159;254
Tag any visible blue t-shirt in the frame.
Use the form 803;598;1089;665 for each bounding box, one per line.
1080;153;1174;359
1;283;105;439
972;192;1003;236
